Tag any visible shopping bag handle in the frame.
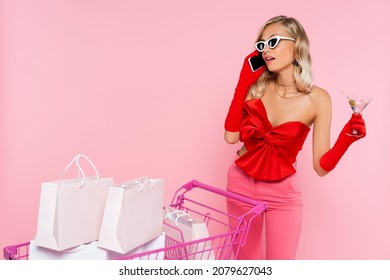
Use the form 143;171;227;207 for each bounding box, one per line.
181;180;267;215
164;208;191;227
120;178;155;192
60;154;100;188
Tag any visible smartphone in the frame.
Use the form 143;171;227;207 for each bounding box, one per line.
248;53;265;72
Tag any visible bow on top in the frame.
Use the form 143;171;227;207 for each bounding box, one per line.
235;99;310;181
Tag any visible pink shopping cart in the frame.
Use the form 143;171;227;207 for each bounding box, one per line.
3;180;267;260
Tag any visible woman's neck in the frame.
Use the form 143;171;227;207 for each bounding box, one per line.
276;65;295;87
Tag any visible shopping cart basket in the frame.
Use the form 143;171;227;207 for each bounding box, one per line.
3;180;267;260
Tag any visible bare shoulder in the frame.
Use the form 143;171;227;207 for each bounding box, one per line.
308;85;332;120
308;85;331;110
309;85;331;102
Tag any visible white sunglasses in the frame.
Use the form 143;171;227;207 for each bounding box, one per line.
255;36;296;52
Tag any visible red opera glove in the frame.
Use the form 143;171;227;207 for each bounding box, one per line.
224;51;265;132
320;113;366;172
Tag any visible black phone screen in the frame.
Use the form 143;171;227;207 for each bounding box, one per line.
248;54;265;72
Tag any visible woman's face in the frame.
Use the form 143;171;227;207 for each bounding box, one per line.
259;23;296;73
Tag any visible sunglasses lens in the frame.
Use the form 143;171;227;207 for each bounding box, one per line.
256;42;265;51
268;38;279;48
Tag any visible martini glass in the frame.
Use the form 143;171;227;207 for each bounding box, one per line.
345;94;373;136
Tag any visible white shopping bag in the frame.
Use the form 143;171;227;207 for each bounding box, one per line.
163;207;215;260
109;232;165;260
98;177;164;254
29;240;109;260
35;154;113;251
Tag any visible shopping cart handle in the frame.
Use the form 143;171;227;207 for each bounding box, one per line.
181;180;267;215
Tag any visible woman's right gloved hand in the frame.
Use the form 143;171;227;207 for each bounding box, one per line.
224;51;266;132
320;113;366;171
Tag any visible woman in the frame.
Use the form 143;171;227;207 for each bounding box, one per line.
224;15;366;260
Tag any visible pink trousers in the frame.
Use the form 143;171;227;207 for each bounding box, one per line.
226;158;302;260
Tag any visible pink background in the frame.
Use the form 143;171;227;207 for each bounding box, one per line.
1;0;389;259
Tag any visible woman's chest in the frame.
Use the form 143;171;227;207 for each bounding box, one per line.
260;93;315;128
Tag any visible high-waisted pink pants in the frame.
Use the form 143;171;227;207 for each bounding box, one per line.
226;157;302;260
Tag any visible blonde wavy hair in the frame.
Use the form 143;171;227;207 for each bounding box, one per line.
250;15;313;98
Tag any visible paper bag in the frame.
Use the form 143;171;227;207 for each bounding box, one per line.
29;240;109;260
35;154;113;251
109;232;165;260
163;207;215;260
98;177;164;254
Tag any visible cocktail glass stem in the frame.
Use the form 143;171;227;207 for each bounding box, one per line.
351;114;359;135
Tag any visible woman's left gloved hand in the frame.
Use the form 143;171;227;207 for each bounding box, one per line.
319;113;366;172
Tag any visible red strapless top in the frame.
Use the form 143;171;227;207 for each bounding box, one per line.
235;99;310;181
